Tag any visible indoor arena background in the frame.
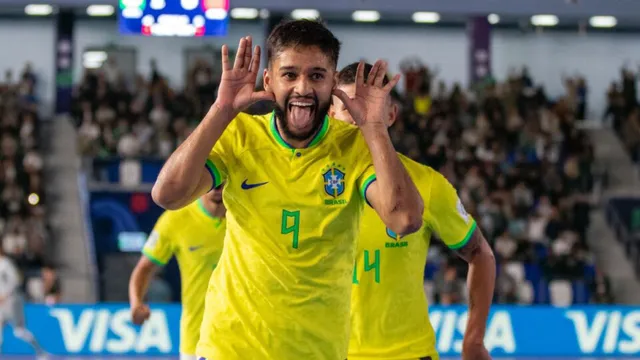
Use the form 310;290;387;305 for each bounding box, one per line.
1;0;640;359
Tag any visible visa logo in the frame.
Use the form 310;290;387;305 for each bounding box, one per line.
566;310;640;354
49;308;172;353
430;310;515;354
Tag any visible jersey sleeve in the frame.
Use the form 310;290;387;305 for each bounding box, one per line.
141;212;175;266
427;172;477;250
204;117;240;189
354;139;377;207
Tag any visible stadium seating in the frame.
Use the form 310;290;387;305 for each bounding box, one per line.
0;63;60;303
73;58;610;305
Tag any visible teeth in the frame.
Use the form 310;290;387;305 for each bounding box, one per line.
291;102;313;107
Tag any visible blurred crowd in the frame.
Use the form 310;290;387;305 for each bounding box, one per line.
396;61;609;305
606;65;640;165
73;58;216;158
0;63;61;304
73;56;612;305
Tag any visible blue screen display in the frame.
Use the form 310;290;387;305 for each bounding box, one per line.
118;0;229;37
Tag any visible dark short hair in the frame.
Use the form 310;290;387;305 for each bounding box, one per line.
266;19;341;67
337;62;390;86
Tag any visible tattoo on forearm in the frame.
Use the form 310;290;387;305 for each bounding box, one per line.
454;230;483;263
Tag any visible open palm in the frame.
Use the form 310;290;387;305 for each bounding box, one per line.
216;36;274;114
333;60;400;127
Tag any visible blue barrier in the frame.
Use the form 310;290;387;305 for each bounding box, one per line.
3;304;640;356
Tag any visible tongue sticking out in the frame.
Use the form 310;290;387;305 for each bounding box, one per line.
289;106;314;130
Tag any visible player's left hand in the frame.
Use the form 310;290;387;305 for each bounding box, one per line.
462;340;491;360
332;60;400;128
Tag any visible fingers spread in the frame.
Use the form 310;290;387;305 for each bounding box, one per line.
243;36;253;70
373;61;388;88
233;37;247;69
249;45;261;74
221;44;231;71
384;73;401;92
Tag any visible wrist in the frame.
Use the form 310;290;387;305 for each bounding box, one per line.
210;102;238;123
359;121;388;135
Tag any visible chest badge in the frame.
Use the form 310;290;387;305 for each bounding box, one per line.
322;164;348;206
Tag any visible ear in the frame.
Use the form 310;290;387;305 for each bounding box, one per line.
387;101;399;127
263;68;271;92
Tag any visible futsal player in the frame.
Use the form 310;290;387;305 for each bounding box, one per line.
128;186;226;360
330;62;496;360
0;247;47;359
152;20;424;360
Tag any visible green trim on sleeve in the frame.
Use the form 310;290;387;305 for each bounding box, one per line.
205;159;222;188
359;174;377;207
142;249;168;266
447;220;478;250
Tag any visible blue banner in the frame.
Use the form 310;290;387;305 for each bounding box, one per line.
3;304;640;356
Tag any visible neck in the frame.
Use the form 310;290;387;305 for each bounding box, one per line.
200;198;226;218
275;115;324;149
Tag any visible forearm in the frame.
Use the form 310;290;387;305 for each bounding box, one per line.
465;255;495;340
360;124;423;234
152;104;235;209
452;230;496;343
128;263;156;306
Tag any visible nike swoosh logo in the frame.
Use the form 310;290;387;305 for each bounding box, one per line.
241;179;268;190
188;246;202;252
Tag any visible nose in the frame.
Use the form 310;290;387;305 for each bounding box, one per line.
292;76;312;97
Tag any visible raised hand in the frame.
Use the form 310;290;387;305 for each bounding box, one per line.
215;36;274;114
332;60;400;127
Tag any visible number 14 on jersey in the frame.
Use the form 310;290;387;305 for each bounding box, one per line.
353;249;381;284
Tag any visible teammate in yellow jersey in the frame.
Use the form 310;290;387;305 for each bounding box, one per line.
330;62;497;360
152;19;424;360
128;186;226;360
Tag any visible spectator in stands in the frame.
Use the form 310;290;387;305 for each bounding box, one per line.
74;55;602;304
42;264;61;305
590;268;613;304
0;63;53;304
434;260;465;305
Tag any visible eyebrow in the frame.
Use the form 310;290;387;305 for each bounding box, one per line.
279;66;328;73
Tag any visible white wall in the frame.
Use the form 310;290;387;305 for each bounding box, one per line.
0;19;56;115
1;18;639;116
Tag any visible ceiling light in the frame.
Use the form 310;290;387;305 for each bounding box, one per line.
352;10;380;23
531;14;559;27
259;9;270;19
230;8;259;20
488;14;500;25
25;4;53;16
589;16;617;28
412;12;440;24
87;5;115;17
291;9;320;20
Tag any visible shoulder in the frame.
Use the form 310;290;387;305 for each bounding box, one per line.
397;153;440;188
326;116;364;147
222;112;272;148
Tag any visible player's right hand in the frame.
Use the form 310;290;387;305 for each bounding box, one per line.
131;303;151;325
214;36;274;115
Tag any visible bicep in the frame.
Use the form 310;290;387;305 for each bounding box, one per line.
452;228;493;263
134;255;160;275
188;170;215;204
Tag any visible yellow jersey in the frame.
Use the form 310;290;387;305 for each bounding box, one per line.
197;112;377;360
141;199;226;355
349;154;476;360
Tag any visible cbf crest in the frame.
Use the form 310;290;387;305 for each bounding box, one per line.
386;227;404;241
322;163;346;198
385;227;408;248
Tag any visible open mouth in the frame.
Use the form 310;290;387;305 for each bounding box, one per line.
288;100;316;129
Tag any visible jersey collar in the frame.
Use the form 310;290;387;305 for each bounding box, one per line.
269;111;330;150
197;198;223;227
